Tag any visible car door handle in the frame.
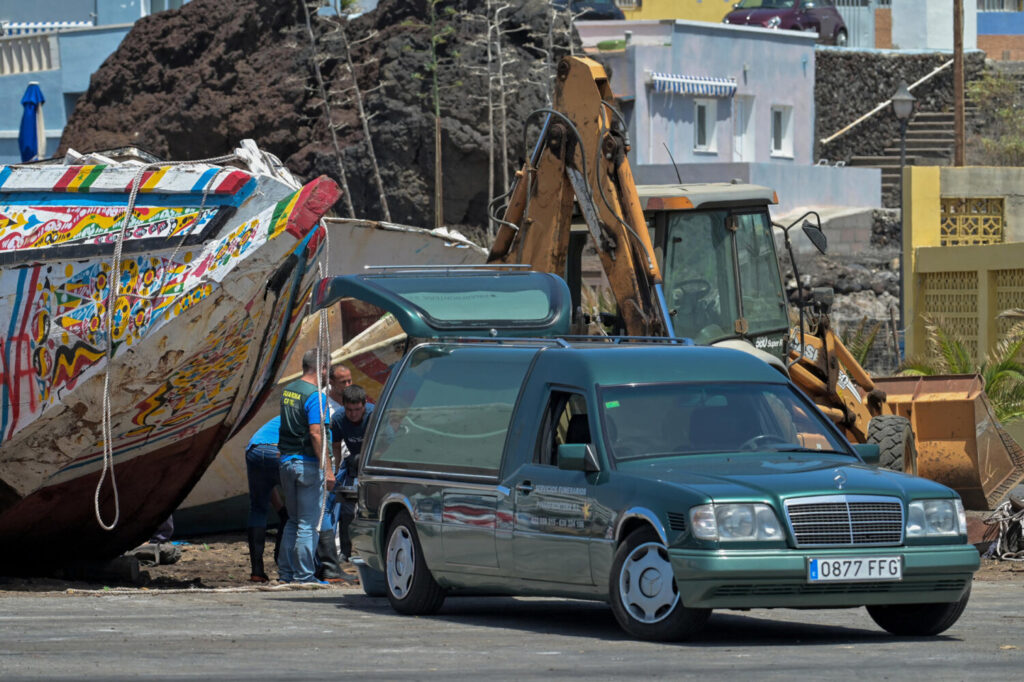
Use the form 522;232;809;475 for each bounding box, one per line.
516;481;534;495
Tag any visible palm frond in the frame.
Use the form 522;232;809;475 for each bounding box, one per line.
841;316;883;367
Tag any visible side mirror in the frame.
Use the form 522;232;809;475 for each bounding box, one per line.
801;220;828;254
557;443;601;473
853;443;881;466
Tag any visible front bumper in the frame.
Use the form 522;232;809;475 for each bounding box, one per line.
670;544;979;609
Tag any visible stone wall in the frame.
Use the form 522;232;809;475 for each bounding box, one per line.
815;50;986;164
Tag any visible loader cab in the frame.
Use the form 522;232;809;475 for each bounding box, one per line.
638;183;790;359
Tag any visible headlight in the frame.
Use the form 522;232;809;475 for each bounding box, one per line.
690;503;783;541
906;499;965;537
765;15;781;29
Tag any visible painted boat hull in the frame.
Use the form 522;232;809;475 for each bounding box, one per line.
0;142;340;568
174;218;485;534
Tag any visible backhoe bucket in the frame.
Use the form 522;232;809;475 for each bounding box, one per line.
872;374;1024;510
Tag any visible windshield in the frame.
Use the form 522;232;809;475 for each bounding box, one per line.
662;210;789;343
600;382;850;461
735;0;797;9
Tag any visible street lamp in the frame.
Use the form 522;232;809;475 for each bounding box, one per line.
891;80;915;361
891;81;915;177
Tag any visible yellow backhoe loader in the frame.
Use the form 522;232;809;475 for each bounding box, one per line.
488;56;1024;510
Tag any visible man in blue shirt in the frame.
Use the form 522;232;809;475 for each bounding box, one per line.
276;349;331;584
330;383;375;561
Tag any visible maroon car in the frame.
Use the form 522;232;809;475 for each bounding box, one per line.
723;0;848;46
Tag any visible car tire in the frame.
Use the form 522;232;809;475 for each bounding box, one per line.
835;28;848;47
609;527;710;641
384;510;445;615
866;584;971;636
866;415;918;475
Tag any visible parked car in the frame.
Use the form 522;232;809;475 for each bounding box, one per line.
316;269;978;642
723;0;848;46
552;0;626;21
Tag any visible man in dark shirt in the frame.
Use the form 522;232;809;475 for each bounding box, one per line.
276;349;330;584
330;384;375;561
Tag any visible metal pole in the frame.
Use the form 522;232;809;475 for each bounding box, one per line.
898;118;908;351
953;0;965;167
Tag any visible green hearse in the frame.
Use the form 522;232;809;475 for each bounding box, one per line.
313;268;979;641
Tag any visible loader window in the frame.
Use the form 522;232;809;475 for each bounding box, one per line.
734;212;789;335
662;208;788;344
663;210;736;344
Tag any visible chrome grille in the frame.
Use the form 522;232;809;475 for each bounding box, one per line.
785;495;903;547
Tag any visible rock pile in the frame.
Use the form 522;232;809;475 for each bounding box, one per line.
60;0;575;239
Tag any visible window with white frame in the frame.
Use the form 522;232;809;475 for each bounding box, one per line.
770;105;794;158
694;99;717;153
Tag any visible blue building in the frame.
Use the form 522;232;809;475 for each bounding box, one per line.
577;19;880;215
0;1;186;164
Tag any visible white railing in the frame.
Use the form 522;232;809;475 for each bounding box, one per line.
0;33;59;76
819;59;953;147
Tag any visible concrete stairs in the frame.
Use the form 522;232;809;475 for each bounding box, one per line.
848;111;964;203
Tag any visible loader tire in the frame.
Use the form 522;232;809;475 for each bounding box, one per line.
867;415;917;475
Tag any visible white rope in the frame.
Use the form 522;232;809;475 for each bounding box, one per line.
313;221;332;535
61;582;347;596
93;153;239;531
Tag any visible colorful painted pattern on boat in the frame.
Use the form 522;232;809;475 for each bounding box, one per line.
0;205;223;251
0;178;330;451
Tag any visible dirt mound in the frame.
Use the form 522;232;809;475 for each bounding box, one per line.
59;0;575;237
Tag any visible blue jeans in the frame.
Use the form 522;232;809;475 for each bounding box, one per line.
278;456;324;582
245;444;280;527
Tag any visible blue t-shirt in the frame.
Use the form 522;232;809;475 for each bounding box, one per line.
248;416;281;448
330;403;375;458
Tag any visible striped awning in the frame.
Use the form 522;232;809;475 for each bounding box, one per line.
1;21;93;36
649;72;737;98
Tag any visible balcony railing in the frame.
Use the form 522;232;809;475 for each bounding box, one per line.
0;33;59;76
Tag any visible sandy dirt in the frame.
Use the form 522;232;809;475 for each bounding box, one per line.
0;530;361;594
0;528;1020;595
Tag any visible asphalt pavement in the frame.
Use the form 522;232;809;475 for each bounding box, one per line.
1;580;1021;680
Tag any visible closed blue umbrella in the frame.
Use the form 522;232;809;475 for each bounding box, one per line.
18;82;46;163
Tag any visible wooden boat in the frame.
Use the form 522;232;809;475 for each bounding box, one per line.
174;219;486;534
0;141;340;568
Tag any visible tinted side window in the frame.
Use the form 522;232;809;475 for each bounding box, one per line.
368;345;535;475
535;392;589;466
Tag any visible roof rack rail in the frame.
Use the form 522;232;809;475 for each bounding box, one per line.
559;335;696;345
364;264;532;273
441;336;572;348
433;335;694;348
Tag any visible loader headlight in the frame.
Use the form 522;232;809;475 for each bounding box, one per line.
690;503;783;541
906;499;965;537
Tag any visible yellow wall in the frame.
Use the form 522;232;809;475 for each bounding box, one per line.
904;165;1024;363
903;166;941;359
622;0;736;23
